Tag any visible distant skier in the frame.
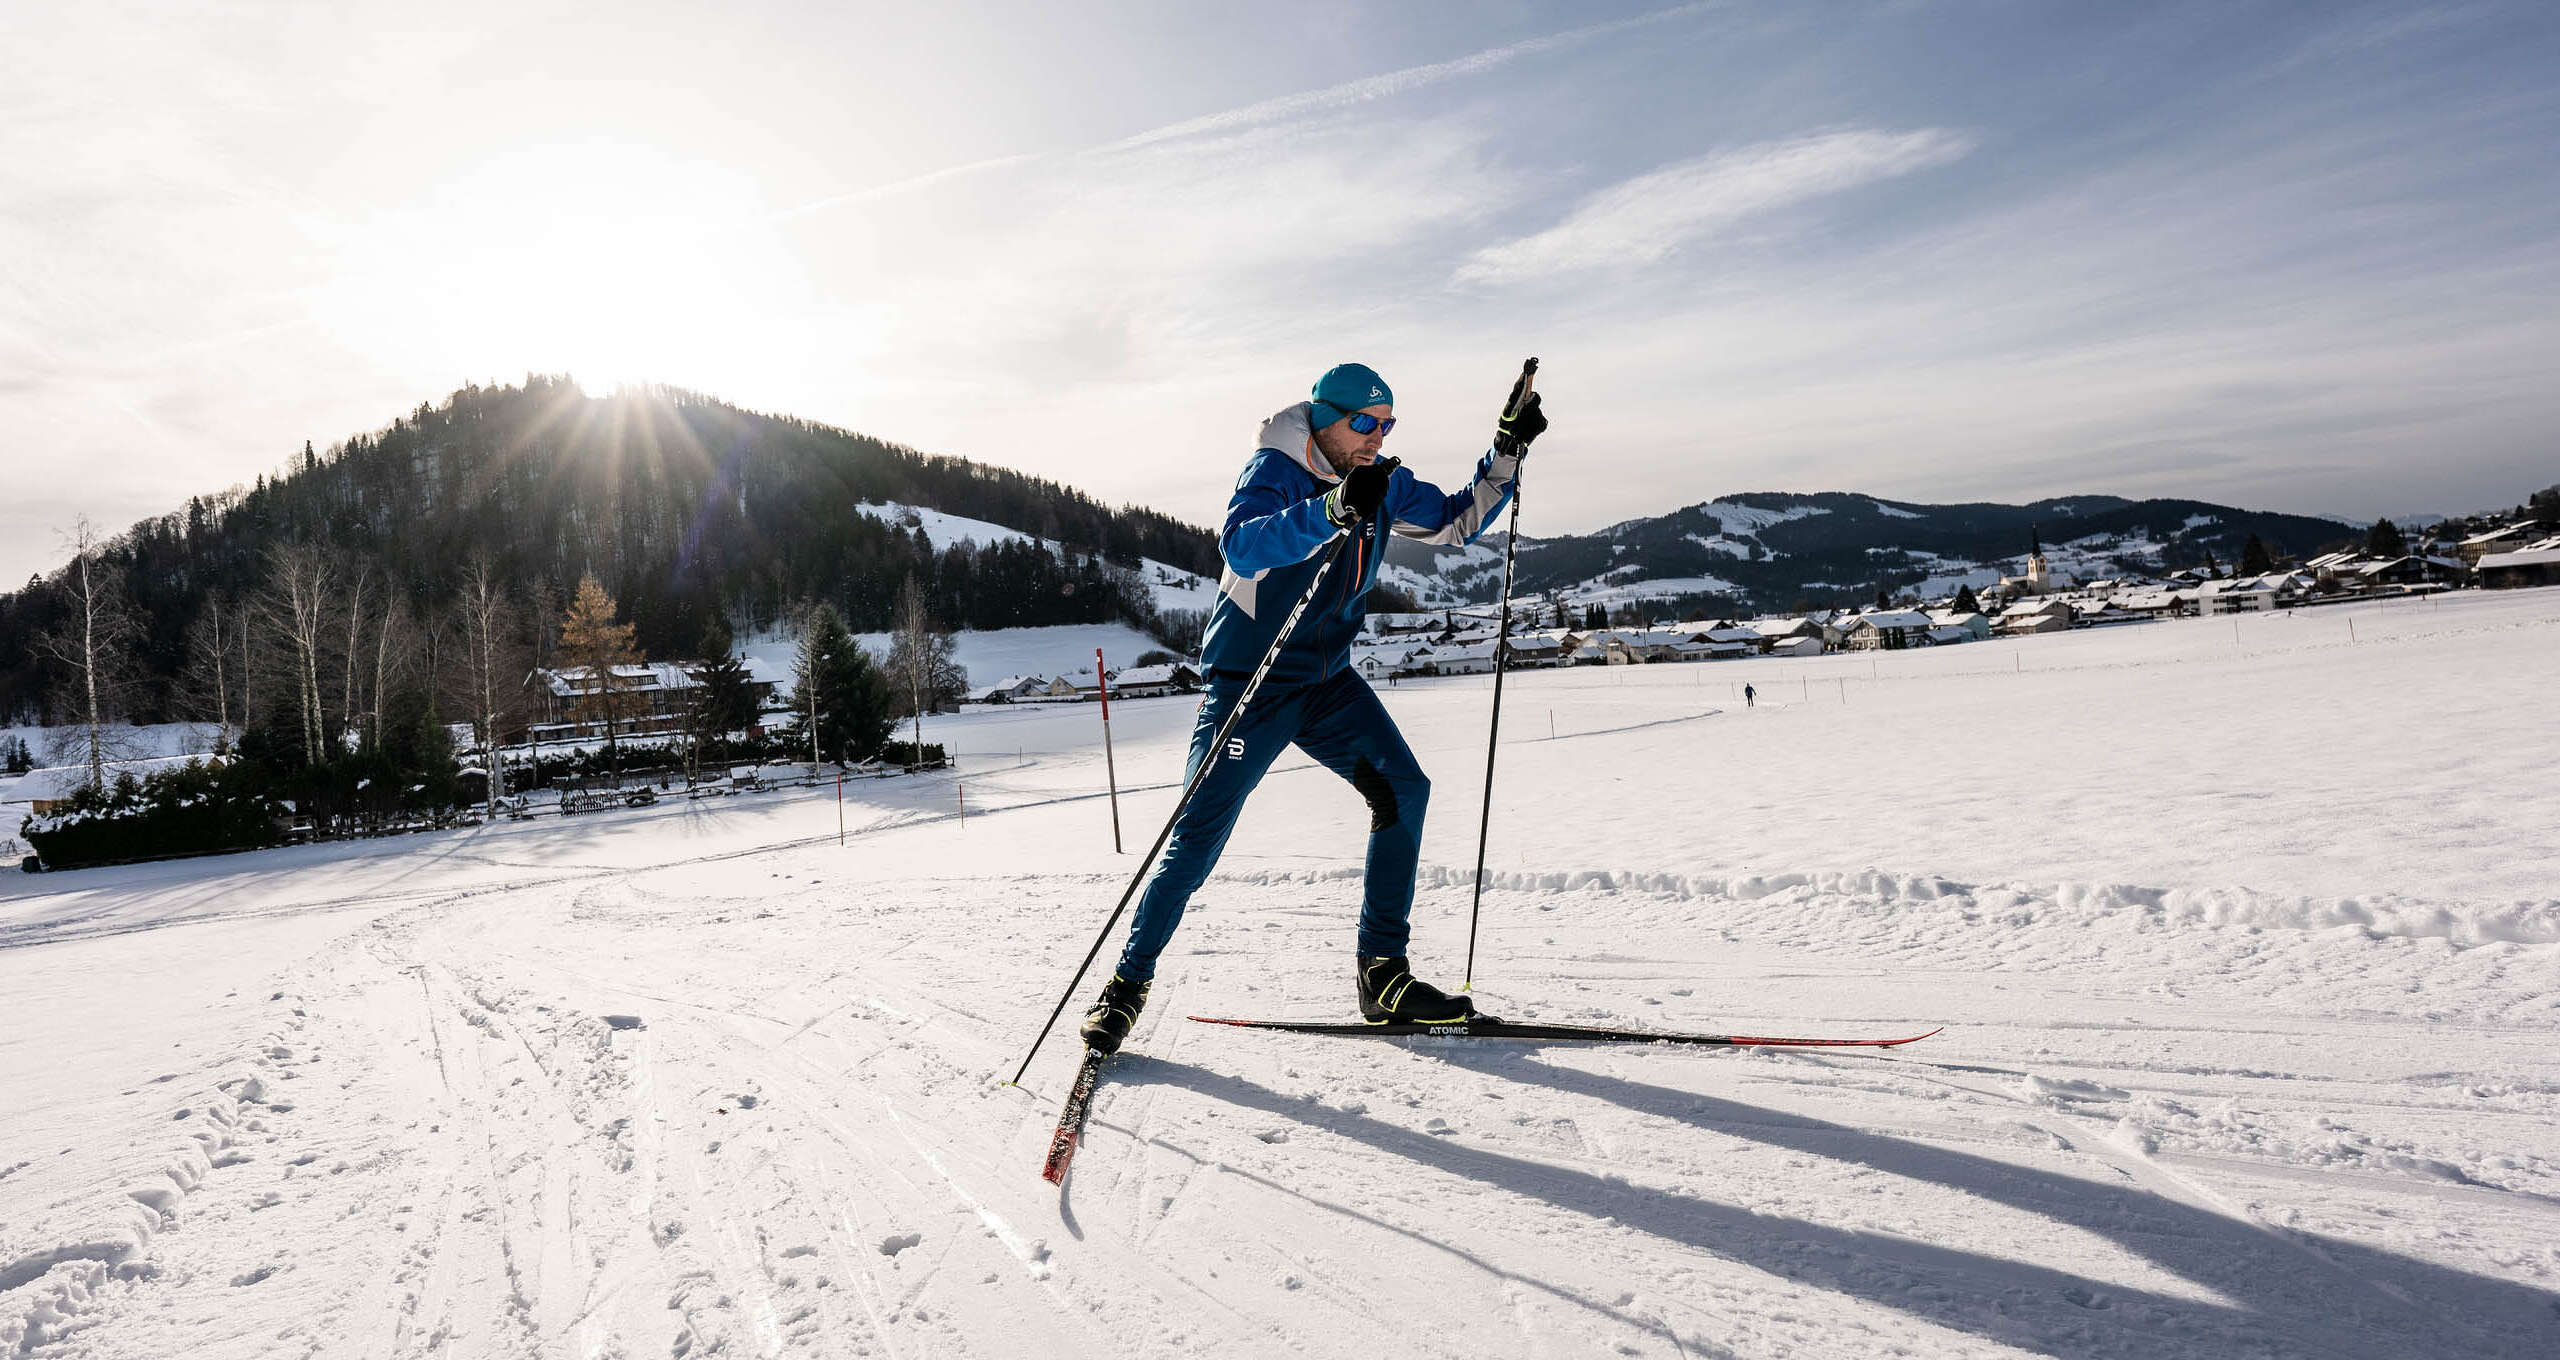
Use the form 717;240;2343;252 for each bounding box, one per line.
1744;683;1755;708
1078;363;1548;1053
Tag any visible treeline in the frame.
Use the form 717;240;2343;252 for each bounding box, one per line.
0;377;1217;725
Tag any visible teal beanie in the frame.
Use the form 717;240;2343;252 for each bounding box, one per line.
1309;363;1392;429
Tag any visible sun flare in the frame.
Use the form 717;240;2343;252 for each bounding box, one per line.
311;140;851;398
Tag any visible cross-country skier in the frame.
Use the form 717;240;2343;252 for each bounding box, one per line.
1077;363;1548;1054
1745;683;1755;707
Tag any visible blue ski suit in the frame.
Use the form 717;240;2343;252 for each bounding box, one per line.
1111;401;1521;982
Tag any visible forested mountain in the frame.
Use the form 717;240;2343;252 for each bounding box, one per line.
1383;491;2370;615
0;377;1217;724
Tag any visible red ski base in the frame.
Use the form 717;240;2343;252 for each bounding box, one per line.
1189;1015;1941;1048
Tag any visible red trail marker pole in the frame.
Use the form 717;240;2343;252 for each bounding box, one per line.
1096;648;1123;853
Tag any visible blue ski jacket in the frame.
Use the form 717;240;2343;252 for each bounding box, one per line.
1198;401;1520;686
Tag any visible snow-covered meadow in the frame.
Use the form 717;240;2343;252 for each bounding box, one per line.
4;589;2555;1358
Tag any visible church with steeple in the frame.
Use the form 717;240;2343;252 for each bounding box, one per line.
1998;524;2060;597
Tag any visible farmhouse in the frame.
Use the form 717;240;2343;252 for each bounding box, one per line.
2478;545;2560;590
1840;609;1932;650
1998;599;2075;635
1107;663;1201;697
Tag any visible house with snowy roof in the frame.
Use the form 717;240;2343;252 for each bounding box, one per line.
1840;609;1933;650
1107;663;1201;697
1997;599;2075;635
2193;573;2307;614
1428;641;1501;675
1924;610;1992;641
527;661;730;741
2477;544;2560;590
2456;523;2544;564
967;676;1048;704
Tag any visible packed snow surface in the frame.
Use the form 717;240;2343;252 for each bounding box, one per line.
5;590;2558;1358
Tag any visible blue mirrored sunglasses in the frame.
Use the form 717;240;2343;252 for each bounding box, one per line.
1343;412;1395;436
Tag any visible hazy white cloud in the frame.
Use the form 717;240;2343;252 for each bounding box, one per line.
1458;129;1975;285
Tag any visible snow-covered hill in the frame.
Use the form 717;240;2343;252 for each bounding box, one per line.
858;502;1217;617
1384;491;2365;613
5;589;2556;1358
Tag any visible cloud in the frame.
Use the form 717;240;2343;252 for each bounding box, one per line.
1456;128;1974;285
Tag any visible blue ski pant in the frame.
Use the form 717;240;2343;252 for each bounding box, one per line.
1112;668;1430;983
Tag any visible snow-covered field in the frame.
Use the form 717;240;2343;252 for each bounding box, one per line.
5;590;2556;1358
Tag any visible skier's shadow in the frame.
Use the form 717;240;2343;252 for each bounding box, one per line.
1109;1051;2558;1360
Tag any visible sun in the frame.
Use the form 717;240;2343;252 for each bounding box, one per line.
312;140;852;399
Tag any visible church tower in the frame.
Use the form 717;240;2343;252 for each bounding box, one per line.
2026;524;2051;593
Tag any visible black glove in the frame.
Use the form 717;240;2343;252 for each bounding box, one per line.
1325;457;1398;525
1495;388;1546;458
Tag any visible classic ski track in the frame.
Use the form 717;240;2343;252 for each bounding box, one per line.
459;885;1288;1357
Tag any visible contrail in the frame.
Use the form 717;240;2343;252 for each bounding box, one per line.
771;1;1718;221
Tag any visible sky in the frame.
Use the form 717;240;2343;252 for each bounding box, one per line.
3;0;2556;585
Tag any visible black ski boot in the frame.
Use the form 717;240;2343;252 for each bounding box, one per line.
1077;974;1150;1055
1357;956;1475;1024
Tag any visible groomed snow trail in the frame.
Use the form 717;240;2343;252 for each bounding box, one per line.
4;591;2556;1357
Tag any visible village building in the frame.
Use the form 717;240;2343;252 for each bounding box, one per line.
1748;618;1824;652
1503;633;1569;667
1107;663;1202;697
1765;635;1825;658
2477;544;2560;590
1840;609;1934;650
1428;641;1501;675
966;675;1049;704
1997;526;2064;598
8;754;223;816
2193;573;2307;614
1924;610;1993;641
1998;599;2076;635
526;660;774;743
2456;523;2544;564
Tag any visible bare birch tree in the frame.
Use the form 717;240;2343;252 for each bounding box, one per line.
454;557;525;816
180;594;244;744
32;517;140;789
259;543;336;766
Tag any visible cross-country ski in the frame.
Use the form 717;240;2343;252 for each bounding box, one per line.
1189;1015;1944;1047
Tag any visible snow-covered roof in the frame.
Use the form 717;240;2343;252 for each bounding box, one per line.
2477;547;2560;570
2460;523;2539;546
1845;609;1932;630
1926;611;1988;628
1111;663;1196;686
1;754;221;803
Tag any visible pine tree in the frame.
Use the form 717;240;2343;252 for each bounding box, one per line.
794;604;893;763
693;623;759;737
1951;583;1981;615
558;575;642;770
2364;518;2406;557
2202;548;2223;579
2240;533;2275;576
1583;604;1608;632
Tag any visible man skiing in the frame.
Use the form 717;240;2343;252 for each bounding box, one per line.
1744;683;1755;708
1077;362;1548;1054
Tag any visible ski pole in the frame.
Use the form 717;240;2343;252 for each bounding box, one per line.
1463;357;1538;993
1008;528;1359;1085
